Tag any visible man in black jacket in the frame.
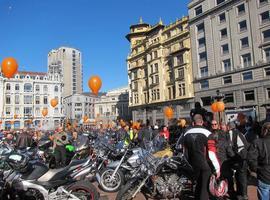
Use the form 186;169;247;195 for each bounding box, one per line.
249;122;270;200
16;129;33;148
183;114;220;200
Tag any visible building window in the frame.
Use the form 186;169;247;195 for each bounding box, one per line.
54;86;59;92
6;107;11;115
239;20;247;32
6;83;11;91
224;93;234;103
223;76;232;84
6;96;11;104
201;96;212;106
267;88;270;99
195;5;203;16
43;85;48;93
157;89;160;100
153;51;158;59
242;53;252;67
261;11;270;24
240;37;249;49
35;108;40;116
15;107;20;115
259;0;268;6
35;85;40;92
176;55;183;65
198;37;205;48
223;59;231;72
265;67;270;76
24;83;32;92
200;80;209;89
237;4;245;15
179;83;186;96
219;12;226;23
24;95;32;104
154;63;158;72
155;75;159;84
200;66;208;77
263;29;270;42
15;84;19;91
15;95;19;104
220;28;228;39
222;44;229;54
178;67;184;79
244;90;255;101
199;52;207;62
197;23;204;33
35;96;40;104
24;107;32;115
242;71;253;80
264;48;270;62
44;96;48;104
217;0;225;5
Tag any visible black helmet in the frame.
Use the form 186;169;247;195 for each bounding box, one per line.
7;153;29;172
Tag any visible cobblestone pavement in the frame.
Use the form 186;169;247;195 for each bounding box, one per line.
97;182;257;200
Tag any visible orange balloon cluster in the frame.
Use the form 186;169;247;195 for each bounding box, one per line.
42;108;48;117
211;101;225;112
164;107;174;119
88;76;102;95
1;57;18;78
50;99;58;108
83;116;88;123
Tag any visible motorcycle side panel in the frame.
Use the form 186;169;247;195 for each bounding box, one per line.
21;162;49;180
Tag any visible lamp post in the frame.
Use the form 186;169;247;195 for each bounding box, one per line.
211;90;225;125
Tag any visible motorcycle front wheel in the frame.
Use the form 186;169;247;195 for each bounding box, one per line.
99;168;125;192
67;180;99;200
116;179;146;200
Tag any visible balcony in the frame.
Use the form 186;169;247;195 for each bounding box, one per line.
166;80;174;86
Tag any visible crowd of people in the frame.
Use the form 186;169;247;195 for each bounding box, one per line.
0;102;269;200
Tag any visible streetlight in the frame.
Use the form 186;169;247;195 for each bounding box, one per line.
211;90;225;125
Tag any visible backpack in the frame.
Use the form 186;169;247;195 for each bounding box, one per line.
230;129;249;160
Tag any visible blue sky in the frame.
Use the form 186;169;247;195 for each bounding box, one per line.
0;0;189;92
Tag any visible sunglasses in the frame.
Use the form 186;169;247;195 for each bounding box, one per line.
211;123;218;125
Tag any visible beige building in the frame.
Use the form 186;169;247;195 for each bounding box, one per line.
126;17;194;125
95;86;130;124
188;0;270;121
48;47;83;97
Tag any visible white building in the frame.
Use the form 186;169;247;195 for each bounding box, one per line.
95;86;131;123
0;71;63;130
48;47;83;97
64;93;100;123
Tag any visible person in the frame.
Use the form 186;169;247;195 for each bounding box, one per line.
228;122;249;200
138;124;153;149
16;128;33;148
183;114;220;200
160;126;170;141
248;122;270;200
52;127;69;168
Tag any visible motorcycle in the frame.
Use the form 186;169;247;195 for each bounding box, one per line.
0;151;99;200
116;151;194;200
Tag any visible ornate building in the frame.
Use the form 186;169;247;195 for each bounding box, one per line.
0;71;63;130
126;17;194;125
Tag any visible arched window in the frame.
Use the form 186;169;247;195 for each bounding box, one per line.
6;83;11;91
54;86;59;92
24;83;32;92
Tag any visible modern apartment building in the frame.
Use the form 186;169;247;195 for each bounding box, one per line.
64;93;99;123
0;71;63;130
188;0;270;121
126;17;194;125
48;47;83;97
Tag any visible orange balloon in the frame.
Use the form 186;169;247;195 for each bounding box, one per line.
216;101;225;112
42;108;48;117
164;107;174;119
10;120;14;125
211;102;218;113
83;116;88;122
0;120;2;124
1;57;18;78
88;76;102;95
14;114;18;119
50;99;58;108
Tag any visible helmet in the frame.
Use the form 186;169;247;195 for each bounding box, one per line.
209;175;228;197
6;153;29;172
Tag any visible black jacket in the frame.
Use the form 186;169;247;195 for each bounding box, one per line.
248;136;270;184
16;132;33;148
